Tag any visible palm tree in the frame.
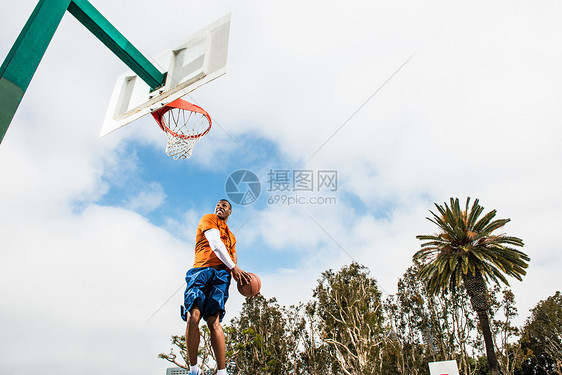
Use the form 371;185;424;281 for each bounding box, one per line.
414;197;530;375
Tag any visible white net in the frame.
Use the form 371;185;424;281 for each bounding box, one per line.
160;106;211;159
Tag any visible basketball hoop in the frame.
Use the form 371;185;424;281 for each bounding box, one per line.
151;98;212;159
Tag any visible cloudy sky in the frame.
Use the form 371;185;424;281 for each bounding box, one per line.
1;0;562;374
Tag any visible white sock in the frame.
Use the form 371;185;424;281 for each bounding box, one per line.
217;369;228;375
190;365;200;374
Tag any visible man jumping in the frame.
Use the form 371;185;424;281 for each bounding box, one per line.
181;199;251;375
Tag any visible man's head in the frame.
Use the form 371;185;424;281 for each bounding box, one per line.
215;199;232;221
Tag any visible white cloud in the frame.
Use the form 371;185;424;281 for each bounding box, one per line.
0;202;192;374
123;181;166;214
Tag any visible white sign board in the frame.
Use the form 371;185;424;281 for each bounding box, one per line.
428;360;460;375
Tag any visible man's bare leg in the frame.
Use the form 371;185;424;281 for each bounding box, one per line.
186;306;202;367
207;312;226;370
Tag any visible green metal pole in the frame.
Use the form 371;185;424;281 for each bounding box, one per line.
0;0;71;144
68;0;166;91
0;0;166;145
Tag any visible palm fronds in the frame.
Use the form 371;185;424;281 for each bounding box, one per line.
414;197;530;295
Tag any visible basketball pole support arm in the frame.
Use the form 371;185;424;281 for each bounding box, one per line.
0;0;166;144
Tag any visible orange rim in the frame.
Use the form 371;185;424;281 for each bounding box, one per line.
151;98;212;140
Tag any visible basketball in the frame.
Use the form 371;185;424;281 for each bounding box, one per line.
237;273;261;298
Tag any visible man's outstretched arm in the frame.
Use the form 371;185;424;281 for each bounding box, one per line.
204;229;251;284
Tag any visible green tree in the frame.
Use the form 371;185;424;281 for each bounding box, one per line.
489;286;523;375
226;294;296;374
158;325;224;373
307;262;386;375
414;197;530;375
158;334;190;370
291;302;332;375
386;263;480;375
519;291;562;374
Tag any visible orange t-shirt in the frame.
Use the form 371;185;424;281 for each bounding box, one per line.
193;214;237;269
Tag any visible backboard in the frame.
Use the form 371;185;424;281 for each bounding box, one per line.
100;13;231;137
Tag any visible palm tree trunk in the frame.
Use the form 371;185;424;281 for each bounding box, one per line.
476;308;500;375
463;272;500;375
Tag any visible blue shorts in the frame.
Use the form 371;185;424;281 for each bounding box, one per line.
180;267;231;322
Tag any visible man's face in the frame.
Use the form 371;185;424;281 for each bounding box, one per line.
215;200;232;220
